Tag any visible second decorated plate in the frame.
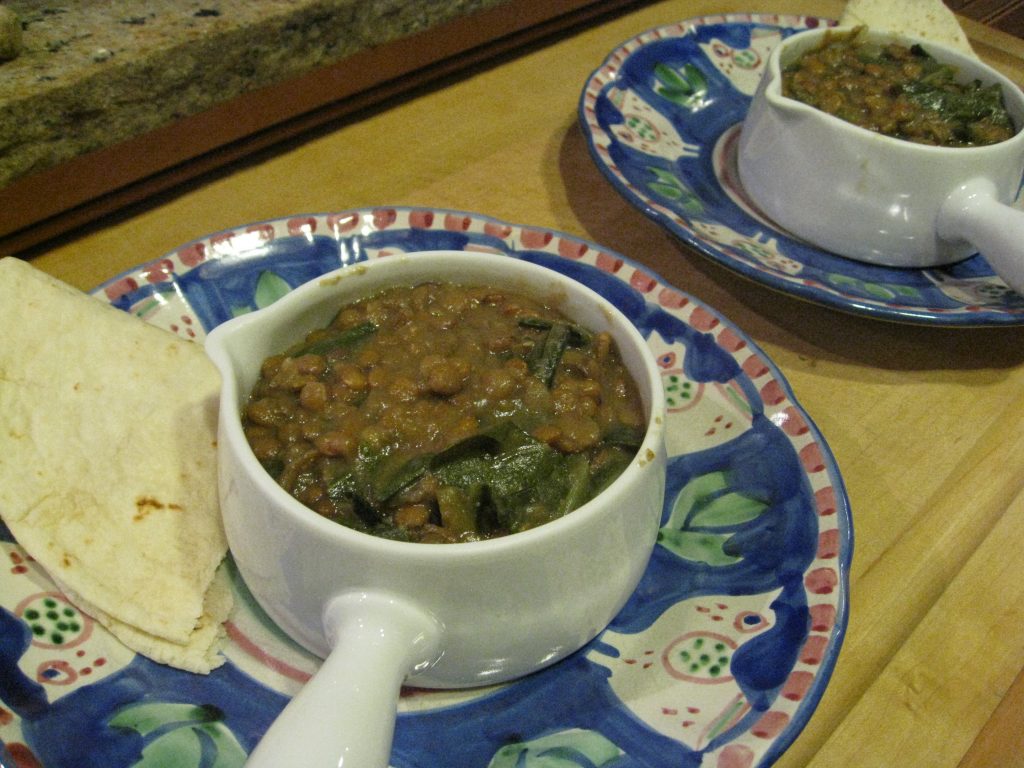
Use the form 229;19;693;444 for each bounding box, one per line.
579;14;1024;326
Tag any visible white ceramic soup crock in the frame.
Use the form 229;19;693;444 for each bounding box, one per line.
737;27;1024;295
204;250;667;768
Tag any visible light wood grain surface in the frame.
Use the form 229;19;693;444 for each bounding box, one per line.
22;1;1024;766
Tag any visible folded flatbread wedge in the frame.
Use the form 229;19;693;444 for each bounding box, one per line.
0;257;230;673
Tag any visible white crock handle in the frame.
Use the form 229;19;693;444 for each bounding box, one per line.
938;177;1024;296
245;591;443;768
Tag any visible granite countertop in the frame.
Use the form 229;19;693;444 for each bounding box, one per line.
0;0;511;190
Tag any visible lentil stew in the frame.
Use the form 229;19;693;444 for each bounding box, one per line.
782;28;1016;147
242;282;646;543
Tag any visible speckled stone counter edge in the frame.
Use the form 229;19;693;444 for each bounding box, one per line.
0;0;510;189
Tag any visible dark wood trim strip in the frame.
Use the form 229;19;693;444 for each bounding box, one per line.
2;0;643;255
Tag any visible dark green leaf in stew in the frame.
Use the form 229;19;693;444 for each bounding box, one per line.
241;281;647;542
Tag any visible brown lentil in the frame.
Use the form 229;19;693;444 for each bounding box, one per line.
782;28;1015;147
242;281;646;543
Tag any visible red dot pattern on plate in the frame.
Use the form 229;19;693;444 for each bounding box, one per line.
799;443;826;473
657;287;689;309
328;212;361;233
704;413;734;437
751;710;789;739
247;223;276;241
210;232;235;249
445;213;472;231
178;242;207;267
287;217;317;236
817;529;840;559
520;229;553;248
779;407;809;437
799;634;829;665
715;327;747;352
804;568;837;595
373;208;398;229
484;221;513;239
595;252;623;272
558;240;588;259
168;314;196;339
8;550;30;575
716;744;755;768
695;602;730;621
410;211;434;228
34;655;104;686
815;487;837;516
741;354;769;378
630;269;658;293
141;259;174;284
103;276;139;302
71;649;107;678
780;670;814;702
758;380;786;406
621;648;656;669
688;306;719;332
810;603;837;633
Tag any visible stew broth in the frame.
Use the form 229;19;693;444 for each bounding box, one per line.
242;281;646;543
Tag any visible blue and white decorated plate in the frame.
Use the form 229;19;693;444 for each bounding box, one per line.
0;207;851;768
580;14;1024;326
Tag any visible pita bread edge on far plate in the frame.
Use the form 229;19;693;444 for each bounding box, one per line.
0;256;231;672
839;0;977;58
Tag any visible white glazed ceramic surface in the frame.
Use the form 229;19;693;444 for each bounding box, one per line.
205;251;668;767
738;27;1024;292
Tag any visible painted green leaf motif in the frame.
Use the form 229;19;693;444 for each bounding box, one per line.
658;529;739;565
110;702;246;768
198;723;248;768
648;167;681;184
488;729;621;768
864;283;898;299
650;181;684;200
134;728;203;768
653;62;709;107
229;270;293;317
658;470;768;565
827;273;860;288
653;62;690;90
689;490;768;527
665;471;727;529
109;702;220;736
644;167;704;215
253;270;292;309
826;273;921;301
